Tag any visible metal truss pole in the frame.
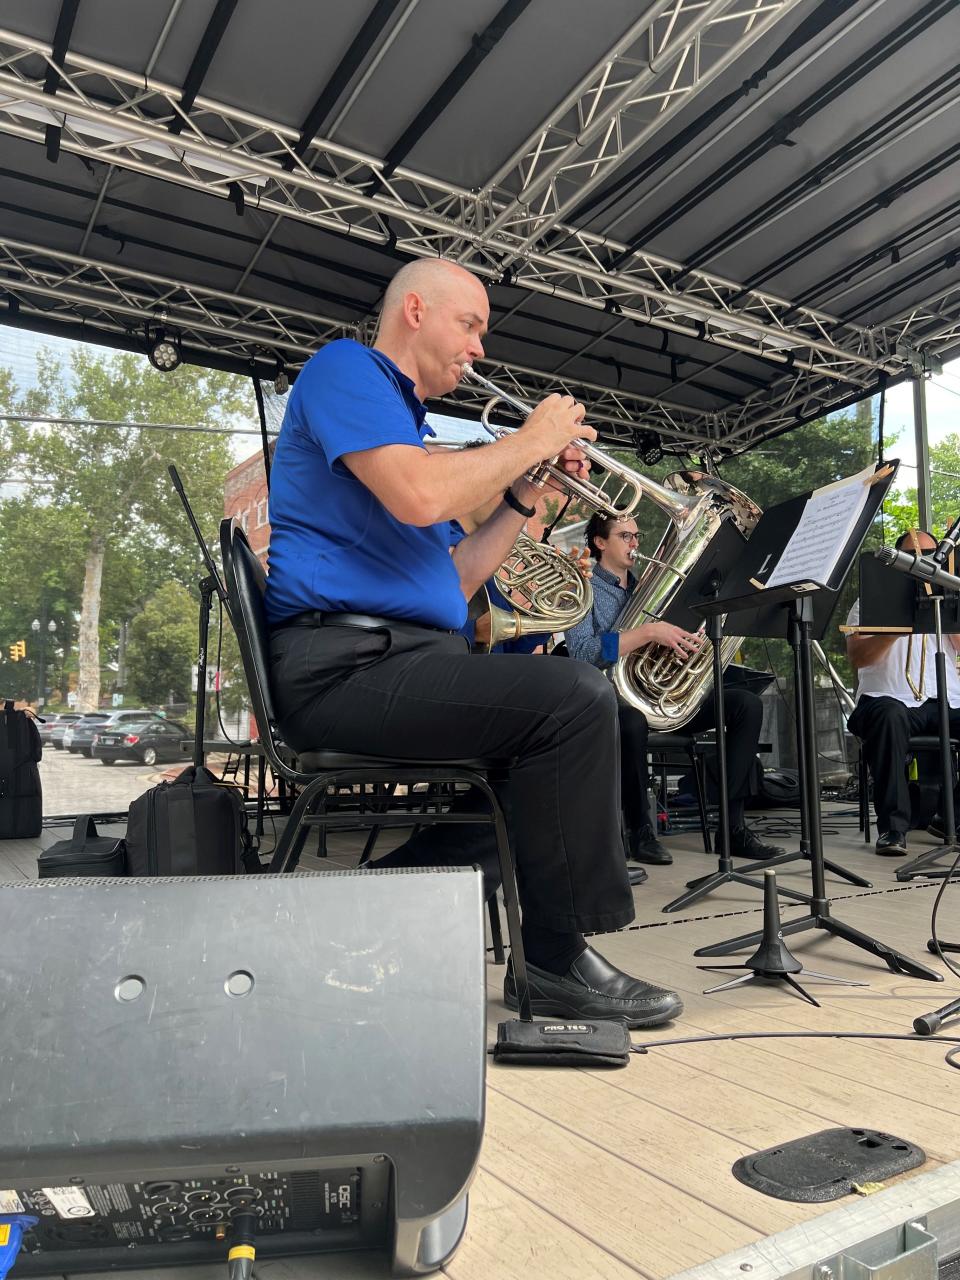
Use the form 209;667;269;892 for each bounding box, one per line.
914;370;933;532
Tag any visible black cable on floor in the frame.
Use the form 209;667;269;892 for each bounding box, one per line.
631;1028;960;1071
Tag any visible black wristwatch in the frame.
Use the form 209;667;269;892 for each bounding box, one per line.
503;486;536;518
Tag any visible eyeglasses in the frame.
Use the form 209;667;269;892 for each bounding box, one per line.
613;531;640;543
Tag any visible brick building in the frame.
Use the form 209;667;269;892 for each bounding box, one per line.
223;450;270;559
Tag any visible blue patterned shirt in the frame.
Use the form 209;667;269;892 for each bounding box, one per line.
564;563;635;668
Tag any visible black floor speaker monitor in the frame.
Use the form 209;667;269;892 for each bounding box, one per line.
0;868;486;1276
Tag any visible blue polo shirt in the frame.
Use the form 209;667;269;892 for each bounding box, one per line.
264;340;467;630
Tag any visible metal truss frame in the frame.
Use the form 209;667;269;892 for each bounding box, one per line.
886;282;960;361
0;26;921;424
0;237;717;446
469;0;805;261
0;237;358;364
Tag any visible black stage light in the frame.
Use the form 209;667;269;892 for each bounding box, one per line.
634;429;664;466
148;330;182;373
273;361;289;395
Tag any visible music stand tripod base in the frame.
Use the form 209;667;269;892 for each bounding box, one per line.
896;841;960;881
699;871;867;1007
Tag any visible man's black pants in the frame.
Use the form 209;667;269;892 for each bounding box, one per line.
847;695;960;835
618;688;763;833
269;619;634;933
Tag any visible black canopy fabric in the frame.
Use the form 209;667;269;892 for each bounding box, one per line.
0;0;957;454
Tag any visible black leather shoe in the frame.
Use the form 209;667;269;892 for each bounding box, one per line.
628;865;648;886
875;830;907;856
727;825;785;860
627;823;672;865
504;947;683;1028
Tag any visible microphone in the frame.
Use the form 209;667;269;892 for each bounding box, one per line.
913;994;960;1036
934;514;960;566
875;546;960;594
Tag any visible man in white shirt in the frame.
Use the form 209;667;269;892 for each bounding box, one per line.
846;529;960;854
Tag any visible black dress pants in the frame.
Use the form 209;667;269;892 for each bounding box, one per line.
617;687;764;833
847;695;960;835
269;620;634;933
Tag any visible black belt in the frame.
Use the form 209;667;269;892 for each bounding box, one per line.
272;610;456;635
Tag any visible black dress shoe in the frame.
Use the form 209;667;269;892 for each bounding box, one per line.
627;823;672;865
504;946;683;1028
727;825;786;860
628;865;648;886
875;830;907;856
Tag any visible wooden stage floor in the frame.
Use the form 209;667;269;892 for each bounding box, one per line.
4;802;960;1280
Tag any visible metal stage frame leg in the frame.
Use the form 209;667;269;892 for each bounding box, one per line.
695;598;942;983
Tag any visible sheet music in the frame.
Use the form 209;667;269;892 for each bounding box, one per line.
764;463;875;589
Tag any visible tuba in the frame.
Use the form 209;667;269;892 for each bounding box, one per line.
610;472;761;730
470;532;593;652
459;365;762;721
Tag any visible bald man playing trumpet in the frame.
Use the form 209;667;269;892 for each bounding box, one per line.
264;257;682;1028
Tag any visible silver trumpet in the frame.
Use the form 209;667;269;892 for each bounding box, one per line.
459;363;656;520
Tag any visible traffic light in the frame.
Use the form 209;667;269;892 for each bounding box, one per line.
7;640;25;662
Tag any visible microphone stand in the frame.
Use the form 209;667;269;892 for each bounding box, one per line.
914;991;960;1036
875;548;960;882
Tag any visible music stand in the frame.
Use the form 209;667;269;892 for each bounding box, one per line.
858;553;960;883
692;461;941;982
660;521;811;914
168;465;232;769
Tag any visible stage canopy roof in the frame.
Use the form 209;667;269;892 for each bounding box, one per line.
0;0;958;456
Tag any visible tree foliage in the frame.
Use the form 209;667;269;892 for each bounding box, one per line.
0;343;253;709
126;582;198;707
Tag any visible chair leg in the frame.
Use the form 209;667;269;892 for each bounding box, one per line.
469;772;531;1022
859;750;870;843
358;824;382;867
691;750;712;854
488;895;505;965
269;778;330;872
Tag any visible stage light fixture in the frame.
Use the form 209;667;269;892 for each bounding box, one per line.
633;429;664;466
148;329;182;373
274;361;289;395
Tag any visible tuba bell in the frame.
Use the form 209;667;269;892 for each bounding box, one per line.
610;472;761;730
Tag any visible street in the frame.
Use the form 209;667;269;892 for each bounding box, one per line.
39;745;183;817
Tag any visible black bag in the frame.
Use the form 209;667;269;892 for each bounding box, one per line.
0;700;42;839
38;815;127;879
753;768;802;808
125;765;259;877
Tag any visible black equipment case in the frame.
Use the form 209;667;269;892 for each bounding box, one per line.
125;764;256;876
0;700;42;839
37;816;126;878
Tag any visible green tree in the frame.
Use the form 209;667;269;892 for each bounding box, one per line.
125;582;198;707
1;346;253;710
881;431;960;536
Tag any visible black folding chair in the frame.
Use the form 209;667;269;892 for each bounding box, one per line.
219;518;531;1018
857;733;960;843
646;732;712;853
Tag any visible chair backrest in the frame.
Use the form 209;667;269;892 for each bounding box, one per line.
219;518;287;773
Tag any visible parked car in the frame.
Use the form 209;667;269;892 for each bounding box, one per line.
66;710;161;756
38;712;81;747
62;713;110;754
93;719;191;767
